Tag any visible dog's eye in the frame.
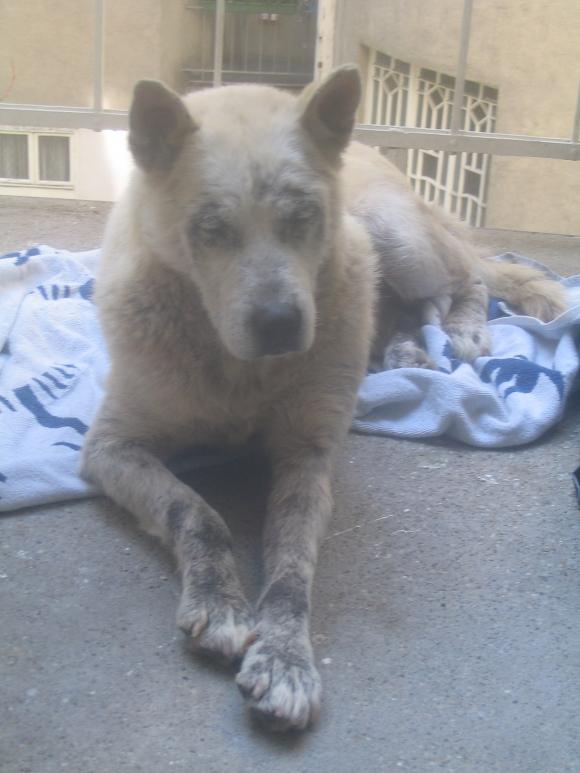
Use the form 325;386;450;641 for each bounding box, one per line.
189;213;239;250
278;202;323;244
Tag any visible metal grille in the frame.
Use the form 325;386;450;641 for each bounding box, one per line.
369;53;410;127
184;1;317;90
367;53;498;227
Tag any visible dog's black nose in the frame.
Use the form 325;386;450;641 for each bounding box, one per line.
250;302;303;356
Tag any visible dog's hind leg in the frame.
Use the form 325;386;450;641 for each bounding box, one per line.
236;442;333;731
442;278;491;360
353;177;492;362
82;411;253;662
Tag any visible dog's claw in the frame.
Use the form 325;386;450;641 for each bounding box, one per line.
177;595;254;663
188;612;209;640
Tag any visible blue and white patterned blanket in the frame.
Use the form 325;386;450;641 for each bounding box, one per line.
1;245;579;512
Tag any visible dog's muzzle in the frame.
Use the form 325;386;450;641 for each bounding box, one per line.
250;301;304;357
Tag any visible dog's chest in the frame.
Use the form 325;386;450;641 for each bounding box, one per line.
144;337;288;446
106;277;283;445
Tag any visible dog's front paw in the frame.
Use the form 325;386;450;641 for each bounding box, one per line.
236;635;321;731
177;590;254;663
445;322;491;361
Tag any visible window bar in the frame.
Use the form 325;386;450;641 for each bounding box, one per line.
273;11;279;76
213;0;226;87
573;77;580;143
200;9;207;82
245;9;250;73
93;0;104;113
450;0;474;135
258;9;264;76
285;12;292;75
449;0;472;205
29;134;38;184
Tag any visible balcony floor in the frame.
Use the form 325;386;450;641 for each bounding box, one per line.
2;196;580;772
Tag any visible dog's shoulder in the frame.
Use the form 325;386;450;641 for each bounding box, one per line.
322;211;378;329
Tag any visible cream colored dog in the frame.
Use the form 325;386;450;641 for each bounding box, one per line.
82;65;565;732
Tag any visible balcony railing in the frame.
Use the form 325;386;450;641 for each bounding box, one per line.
0;0;578;161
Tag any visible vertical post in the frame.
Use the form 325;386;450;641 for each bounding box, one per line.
213;0;226;87
93;0;105;113
572;77;580;143
315;0;336;82
450;0;474;134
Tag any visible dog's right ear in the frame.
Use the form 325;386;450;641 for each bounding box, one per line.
299;65;362;160
129;80;197;173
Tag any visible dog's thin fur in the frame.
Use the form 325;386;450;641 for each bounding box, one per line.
82;66;566;732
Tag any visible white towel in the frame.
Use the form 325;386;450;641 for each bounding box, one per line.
353;304;580;446
1;245;578;512
0;246;106;511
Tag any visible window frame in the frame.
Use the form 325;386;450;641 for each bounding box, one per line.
0;129;74;189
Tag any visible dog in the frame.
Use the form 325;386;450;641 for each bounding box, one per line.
81;65;566;732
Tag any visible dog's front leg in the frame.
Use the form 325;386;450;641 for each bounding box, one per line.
237;445;332;731
82;417;253;661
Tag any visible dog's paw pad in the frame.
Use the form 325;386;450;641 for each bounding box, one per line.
237;641;321;731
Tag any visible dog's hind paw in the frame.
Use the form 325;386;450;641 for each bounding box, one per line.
177;592;255;664
445;322;491;361
383;334;436;371
236;636;321;731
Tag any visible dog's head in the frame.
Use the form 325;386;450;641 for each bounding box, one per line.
127;66;361;360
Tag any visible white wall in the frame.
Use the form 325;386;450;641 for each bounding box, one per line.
75;130;133;201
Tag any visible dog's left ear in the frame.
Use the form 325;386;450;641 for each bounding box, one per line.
129;80;197;173
299;65;362;159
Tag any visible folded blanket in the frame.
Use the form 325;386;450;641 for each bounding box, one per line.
1;245;578;512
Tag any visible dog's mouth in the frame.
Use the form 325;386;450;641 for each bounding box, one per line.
230;340;309;362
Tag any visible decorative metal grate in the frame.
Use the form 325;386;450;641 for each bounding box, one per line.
369;53;410;127
366;51;498;227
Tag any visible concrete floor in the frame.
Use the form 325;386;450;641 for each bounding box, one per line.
1;197;580;772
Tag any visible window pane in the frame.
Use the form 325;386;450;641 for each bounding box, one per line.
463;169;482;198
0;134;29;179
422;153;438;181
38;136;70;182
